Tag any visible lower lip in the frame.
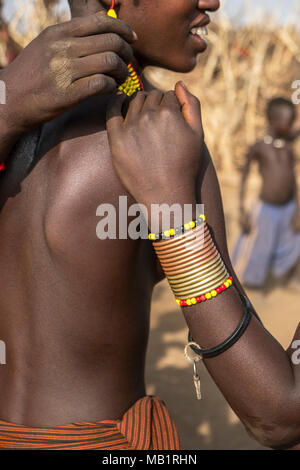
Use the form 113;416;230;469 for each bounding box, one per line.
189;33;207;48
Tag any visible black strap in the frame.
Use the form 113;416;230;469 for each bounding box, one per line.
188;293;252;359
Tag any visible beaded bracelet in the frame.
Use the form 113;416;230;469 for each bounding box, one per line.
148;214;205;241
175;277;233;306
150;219;233;307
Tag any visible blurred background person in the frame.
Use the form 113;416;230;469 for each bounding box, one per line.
233;98;300;290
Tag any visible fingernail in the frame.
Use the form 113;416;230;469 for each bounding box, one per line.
132;31;138;41
180;81;188;91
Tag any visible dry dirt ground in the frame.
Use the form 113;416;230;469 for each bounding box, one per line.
145;174;300;450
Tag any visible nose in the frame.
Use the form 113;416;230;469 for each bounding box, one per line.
197;0;220;12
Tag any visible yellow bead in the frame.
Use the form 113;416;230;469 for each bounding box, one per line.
164;230;170;238
107;8;118;18
224;281;229;288
176;299;180;305
190;221;196;228
187;299;192;305
184;223;190;230
191;297;197;304
199;214;206;221
211;290;217;297
205;293;212;300
170;228;175;236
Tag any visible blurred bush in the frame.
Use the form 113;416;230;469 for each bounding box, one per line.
146;20;300;172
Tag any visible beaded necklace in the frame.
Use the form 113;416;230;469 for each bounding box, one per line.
107;0;143;97
263;135;286;149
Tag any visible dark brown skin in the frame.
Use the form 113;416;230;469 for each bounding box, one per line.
0;0;299;451
0;0;219;426
239;105;300;234
107;84;300;451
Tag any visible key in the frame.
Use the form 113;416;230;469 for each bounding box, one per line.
193;361;202;400
184;341;203;400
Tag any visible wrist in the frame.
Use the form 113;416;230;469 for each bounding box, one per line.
142;189;198;233
0;69;32;136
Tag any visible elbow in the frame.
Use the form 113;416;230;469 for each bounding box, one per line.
244;417;300;450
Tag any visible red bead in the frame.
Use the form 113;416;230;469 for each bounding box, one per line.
200;295;206;302
0;162;5;172
196;296;201;303
216;287;222;294
229;276;233;282
181;300;187;306
220;284;226;291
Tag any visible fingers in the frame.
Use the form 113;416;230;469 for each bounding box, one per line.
65;13;137;44
142;90;164;111
68;0;103;17
125;90;163;122
70;34;134;65
160;90;181;111
125;92;147;122
106;92;127;134
71;74;117;101
72;51;129;85
175;81;203;135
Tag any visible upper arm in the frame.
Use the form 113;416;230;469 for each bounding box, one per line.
243;143;258;174
196;143;262;321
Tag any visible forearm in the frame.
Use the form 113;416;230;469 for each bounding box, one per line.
151;147;300;449
0;71;27;162
195;152;299;442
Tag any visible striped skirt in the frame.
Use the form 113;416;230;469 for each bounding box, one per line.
0;395;180;450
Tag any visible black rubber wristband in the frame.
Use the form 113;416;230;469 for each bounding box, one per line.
188;293;252;358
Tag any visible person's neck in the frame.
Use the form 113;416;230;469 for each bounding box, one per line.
131;57;156;92
267;128;286;141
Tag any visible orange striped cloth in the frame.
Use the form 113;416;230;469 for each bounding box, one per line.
0;395;180;450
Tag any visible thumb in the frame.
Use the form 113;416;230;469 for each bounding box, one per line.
69;0;105;17
175;81;203;135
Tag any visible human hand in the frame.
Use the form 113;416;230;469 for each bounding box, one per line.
106;82;204;214
0;0;137;134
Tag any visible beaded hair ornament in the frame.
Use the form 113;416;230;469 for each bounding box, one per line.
107;0;143;96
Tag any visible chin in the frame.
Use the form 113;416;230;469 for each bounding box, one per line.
146;55;199;74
